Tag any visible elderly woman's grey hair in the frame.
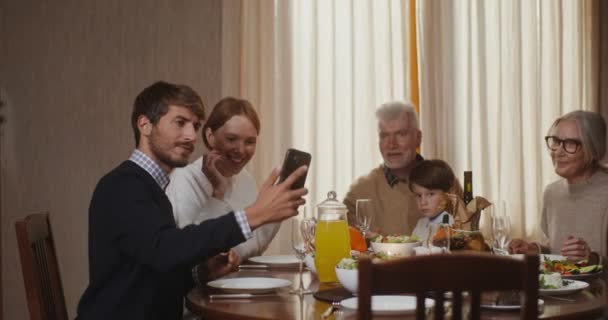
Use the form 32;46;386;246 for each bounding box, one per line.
375;100;419;130
548;110;607;170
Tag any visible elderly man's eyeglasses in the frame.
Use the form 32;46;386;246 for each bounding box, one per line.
544;136;582;154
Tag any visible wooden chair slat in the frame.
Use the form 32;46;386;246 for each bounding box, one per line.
16;213;68;320
357;253;539;320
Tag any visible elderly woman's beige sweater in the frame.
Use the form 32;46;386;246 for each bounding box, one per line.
540;169;608;262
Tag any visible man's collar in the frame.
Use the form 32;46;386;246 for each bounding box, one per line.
383;153;424;187
129;149;170;189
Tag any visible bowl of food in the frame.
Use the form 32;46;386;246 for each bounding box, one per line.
413;245;444;256
335;258;358;294
370;235;420;257
432;228;490;252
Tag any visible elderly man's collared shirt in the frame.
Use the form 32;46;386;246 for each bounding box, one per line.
383;154;424;188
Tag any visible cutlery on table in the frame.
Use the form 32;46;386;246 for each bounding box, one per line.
540;294;575;302
209;293;278;300
239;264;305;270
238;264;270;269
321;301;341;319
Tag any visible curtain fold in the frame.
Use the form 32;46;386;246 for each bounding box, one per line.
223;0;415;254
417;0;599;240
408;0;420;114
223;0;599;253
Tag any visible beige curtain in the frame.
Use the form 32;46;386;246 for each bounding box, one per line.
417;0;599;240
222;0;416;254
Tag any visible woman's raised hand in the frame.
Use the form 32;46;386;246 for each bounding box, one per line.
202;151;230;200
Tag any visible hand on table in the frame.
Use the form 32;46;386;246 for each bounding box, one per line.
508;238;539;254
205;250;241;281
560;235;591;263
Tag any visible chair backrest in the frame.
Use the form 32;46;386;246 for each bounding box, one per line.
15;213;68;320
357;253;539;320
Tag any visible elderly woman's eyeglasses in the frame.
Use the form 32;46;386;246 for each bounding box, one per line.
544;136;582;154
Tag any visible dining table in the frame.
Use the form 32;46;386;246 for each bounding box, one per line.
186;262;607;319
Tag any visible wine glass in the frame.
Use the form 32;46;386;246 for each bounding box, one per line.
355;199;373;240
291;218;313;295
491;201;511;254
301;207;316;253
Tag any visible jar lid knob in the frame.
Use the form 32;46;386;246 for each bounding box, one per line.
327;191;337;200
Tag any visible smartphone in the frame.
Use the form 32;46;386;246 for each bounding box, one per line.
278;148;311;189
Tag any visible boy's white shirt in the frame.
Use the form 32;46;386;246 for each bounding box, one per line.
411;211;453;242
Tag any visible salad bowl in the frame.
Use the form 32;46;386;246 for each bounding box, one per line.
370;235;420;257
335;258;358;294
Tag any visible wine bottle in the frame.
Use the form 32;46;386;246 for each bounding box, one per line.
463;171;473;205
440;214;451;253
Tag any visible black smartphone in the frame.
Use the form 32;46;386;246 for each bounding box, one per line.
278;148;311;189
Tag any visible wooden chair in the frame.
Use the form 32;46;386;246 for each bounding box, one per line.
357;253;539;320
15;213;68;320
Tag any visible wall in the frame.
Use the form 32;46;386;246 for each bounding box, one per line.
601;1;608;127
0;0;222;318
1;1;607;319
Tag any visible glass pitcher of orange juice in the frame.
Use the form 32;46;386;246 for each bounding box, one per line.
314;191;351;283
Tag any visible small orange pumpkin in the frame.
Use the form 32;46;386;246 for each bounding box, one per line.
349;226;367;252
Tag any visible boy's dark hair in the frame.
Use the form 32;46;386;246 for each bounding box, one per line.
408;159;455;192
131;81;206;146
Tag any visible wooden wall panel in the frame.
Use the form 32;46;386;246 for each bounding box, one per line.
0;1;222;318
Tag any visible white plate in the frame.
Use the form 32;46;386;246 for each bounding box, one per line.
562;271;603;280
248;255;300;266
540;280;589;296
340;295;434;315
207;277;292;294
481;299;544;311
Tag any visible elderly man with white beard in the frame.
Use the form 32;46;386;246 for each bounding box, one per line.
343;101;423;236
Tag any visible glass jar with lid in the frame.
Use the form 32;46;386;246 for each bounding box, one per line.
314;191;351;283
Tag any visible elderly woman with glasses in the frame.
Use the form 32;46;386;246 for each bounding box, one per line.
509;111;608;266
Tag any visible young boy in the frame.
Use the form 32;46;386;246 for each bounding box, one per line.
408;159;457;242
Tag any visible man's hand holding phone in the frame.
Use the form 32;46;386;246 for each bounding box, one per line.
278;149;311;189
245;165;308;230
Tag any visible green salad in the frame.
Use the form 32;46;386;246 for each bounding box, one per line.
337;258;358;270
542;255;603;275
373;252;395;261
372;234;419;243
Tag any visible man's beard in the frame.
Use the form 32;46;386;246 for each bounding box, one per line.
153;146;189;169
386;149;417;169
149;135;193;169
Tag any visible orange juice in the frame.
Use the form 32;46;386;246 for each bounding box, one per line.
314;219;351;282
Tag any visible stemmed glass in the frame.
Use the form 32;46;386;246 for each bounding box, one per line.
491;201;511;255
291;217;313;295
355;199;373;240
